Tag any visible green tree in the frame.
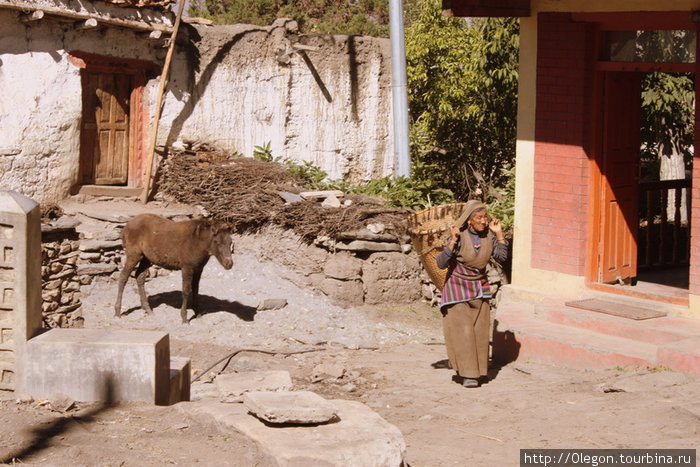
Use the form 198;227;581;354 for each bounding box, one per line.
189;0;390;36
405;0;519;201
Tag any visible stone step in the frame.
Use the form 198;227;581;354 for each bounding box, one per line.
494;304;700;375
494;307;659;370
535;302;700;346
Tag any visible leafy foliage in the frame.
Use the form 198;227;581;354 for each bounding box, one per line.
640;72;694;181
405;0;519;202
253;141;274;162
485;166;515;232
189;0;390;36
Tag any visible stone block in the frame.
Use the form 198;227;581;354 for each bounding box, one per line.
243;390;338;424
169;356;191;405
25;328;171;405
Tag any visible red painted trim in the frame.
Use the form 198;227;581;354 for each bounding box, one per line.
442;0;530;17
571;11;695;31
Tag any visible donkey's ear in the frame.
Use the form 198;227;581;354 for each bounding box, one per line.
194;220;211;239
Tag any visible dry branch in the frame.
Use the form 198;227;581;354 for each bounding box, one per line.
158;151;411;242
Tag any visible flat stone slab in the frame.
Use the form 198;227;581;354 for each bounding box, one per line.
178;399;406;466
243;390;338;424
216;371;293;402
336;240;402;252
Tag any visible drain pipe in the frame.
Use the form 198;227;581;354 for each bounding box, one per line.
389;0;411;178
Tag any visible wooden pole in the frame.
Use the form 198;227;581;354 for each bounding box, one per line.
140;0;186;204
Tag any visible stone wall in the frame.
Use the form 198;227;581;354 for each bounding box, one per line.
40;218;122;329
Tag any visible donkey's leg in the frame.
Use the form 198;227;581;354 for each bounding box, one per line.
114;253;141;317
180;266;194;324
190;264;205;316
135;258;153;314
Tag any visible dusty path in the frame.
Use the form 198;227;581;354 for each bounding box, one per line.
2;244;699;466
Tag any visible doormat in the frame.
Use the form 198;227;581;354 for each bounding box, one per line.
564;298;667;320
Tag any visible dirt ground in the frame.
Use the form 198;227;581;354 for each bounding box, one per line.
2;242;699;466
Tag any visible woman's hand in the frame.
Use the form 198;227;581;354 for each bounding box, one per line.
448;225;460;250
489;217;506;243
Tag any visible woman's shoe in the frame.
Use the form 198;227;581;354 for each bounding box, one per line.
461;377;479;388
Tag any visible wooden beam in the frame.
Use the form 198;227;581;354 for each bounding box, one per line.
140;0;185;204
442;0;530;17
0;0;173;33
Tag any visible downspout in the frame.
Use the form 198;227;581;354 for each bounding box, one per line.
389;0;411;178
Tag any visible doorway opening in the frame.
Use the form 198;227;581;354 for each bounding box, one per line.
593;27;696;303
69;51;156;196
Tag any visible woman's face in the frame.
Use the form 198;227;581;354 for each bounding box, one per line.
467;209;488;233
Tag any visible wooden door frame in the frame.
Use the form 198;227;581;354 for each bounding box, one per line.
69;51;158;189
583;14;697;304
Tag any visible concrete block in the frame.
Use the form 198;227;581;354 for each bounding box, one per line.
25;328;170;405
0;190;43;394
169;356;191;405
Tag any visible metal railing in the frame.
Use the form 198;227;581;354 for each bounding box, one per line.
638;179;691;268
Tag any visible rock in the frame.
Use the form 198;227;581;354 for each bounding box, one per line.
48;394;76;412
216;371;293;402
337;229;398;242
243;390;338;425
300;190;344;200
179;399;406;466
312;363;346;382
79;239;122;252
278;191;303;204
257;298;288;311
366;223;385;234
77;263;118;275
16;394;34;404
321;195;341;208
41;217;80;234
335;240;401;252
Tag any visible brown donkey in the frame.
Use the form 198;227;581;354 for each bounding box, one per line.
114;214;234;323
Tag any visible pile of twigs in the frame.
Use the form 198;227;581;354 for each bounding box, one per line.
157;151;411;242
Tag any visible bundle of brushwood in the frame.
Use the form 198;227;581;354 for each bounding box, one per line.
158;150;411;243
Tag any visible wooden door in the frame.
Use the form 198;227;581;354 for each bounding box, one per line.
599;72;642;283
80;71;131;185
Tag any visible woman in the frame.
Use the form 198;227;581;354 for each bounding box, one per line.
436;200;508;388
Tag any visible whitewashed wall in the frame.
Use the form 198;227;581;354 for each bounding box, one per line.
163;22;395;182
0;8;166;203
0;11;394;204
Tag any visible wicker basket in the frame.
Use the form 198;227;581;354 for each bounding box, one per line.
407;203;468;290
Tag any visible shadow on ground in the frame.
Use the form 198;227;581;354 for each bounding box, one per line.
120;291;257;321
